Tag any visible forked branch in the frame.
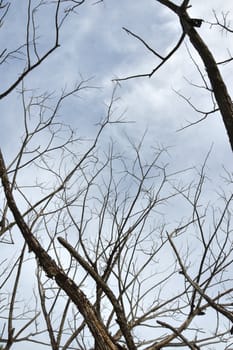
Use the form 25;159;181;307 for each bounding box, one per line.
0;149;119;350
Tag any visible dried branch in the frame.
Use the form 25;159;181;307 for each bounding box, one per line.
0;149;119;350
58;237;136;350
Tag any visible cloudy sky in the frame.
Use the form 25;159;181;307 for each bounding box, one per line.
1;0;233;176
1;1;233;349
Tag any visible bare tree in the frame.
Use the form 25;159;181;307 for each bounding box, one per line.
117;0;233;153
0;1;233;350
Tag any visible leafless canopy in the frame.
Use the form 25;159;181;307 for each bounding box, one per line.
0;1;233;350
116;0;233;153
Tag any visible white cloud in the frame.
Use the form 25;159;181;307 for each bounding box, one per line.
1;2;233;349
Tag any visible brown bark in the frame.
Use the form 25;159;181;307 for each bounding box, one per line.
183;14;233;152
156;0;233;152
58;237;136;350
0;150;118;350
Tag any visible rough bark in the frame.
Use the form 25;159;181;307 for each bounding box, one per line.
0;150;118;350
58;237;136;350
183;14;233;152
157;0;233;152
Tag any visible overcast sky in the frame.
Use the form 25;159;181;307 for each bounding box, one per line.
1;0;233;177
1;1;233;349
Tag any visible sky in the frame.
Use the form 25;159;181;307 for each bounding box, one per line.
1;0;233;349
2;0;232;173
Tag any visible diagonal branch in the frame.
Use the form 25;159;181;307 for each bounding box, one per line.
115;25;185;82
0;149;118;350
185;20;233;152
167;232;233;323
156;0;233;152
58;236;137;350
157;320;200;350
